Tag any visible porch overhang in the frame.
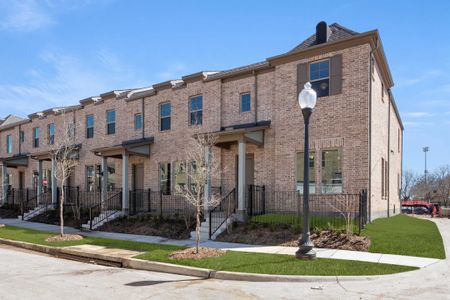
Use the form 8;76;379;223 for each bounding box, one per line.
30;144;82;161
92;137;154;158
0;154;29;168
214;120;271;149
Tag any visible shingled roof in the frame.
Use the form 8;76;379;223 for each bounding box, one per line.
289;22;359;52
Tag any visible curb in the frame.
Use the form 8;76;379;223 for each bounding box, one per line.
0;237;408;282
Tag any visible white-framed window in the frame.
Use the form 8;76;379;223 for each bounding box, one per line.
309;59;330;97
160;102;171;131
106;110;116;135
6;134;12;154
296;151;316;194
240;92;251;112
189;95;203;125
321;149;342;194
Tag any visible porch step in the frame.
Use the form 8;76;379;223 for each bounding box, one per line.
81;210;124;231
190;214;235;241
19;204;54;221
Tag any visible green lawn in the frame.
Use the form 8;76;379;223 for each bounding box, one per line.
362;214;445;259
0;225;416;276
136;250;415;276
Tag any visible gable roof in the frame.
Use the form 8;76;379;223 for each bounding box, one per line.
289;23;359;52
0;115;27;129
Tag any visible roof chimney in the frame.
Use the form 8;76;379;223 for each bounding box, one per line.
316;21;331;45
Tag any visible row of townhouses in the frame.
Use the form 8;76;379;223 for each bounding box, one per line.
0;22;403;221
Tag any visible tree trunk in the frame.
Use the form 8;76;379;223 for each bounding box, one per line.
195;204;200;254
60;175;65;237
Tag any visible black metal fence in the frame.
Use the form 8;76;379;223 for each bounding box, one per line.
247;185;368;233
129;189;196;217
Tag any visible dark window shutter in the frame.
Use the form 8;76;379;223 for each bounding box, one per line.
297;63;308;96
330;54;342;95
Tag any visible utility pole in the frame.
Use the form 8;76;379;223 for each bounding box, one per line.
423;146;429;202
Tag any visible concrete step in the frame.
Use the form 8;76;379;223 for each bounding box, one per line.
81;210;124;231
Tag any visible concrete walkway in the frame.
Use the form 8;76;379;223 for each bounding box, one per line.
0;218;441;268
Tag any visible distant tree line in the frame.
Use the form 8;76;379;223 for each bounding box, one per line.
401;165;450;206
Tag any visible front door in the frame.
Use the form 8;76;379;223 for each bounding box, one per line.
132;164;144;213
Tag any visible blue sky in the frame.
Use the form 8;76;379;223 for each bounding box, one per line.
0;0;449;174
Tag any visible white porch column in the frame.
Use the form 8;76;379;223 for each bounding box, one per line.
237;137;247;220
1;164;7;205
37;160;43;205
51;156;57;205
101;156;108;203
204;145;212;215
122;152;129;213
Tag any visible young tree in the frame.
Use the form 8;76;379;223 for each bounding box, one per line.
327;194;358;235
401;170;417;200
434;165;450;206
51;109;80;237
175;133;220;254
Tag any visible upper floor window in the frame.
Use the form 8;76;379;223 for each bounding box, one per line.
6;134;12;154
189;95;203;125
67;122;76;138
160;102;171;131
240;92;251;112
134;113;142;130
86;115;94;139
47;123;55;145
19;130;25;143
33;127;39;148
310;59;330;97
321;149;342;194
106;110;116;135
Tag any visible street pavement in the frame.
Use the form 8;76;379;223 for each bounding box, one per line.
0;218;449;299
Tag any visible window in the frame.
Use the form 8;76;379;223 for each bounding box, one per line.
189;95;203;125
385;159;389;199
309;59;330;97
19;131;24;143
296;151;316;194
321;149;342;194
68;122;75;138
106;110;116;135
160;103;171;131
189;161;199;192
47;123;55;145
174;161;187;192
6;134;12;154
86;115;94;139
159;162;171;195
33;127;39;148
240;92;251;112
134;113;142;130
381;83;385;102
398;129;401;153
86;165;95;192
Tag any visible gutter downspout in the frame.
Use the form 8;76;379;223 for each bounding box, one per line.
253;70;258;124
141;97;145;139
387;91;391;217
368;39;379;222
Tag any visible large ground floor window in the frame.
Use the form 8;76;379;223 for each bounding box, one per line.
160;162;171;195
321;149;342;194
296;148;343;194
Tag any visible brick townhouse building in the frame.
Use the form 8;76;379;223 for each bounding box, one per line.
0;22;403;222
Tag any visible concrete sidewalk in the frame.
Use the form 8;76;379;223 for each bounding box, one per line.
0;218;441;268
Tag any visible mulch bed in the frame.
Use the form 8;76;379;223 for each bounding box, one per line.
217;222;370;252
0;207;21;218
169;247;226;260
97;215;195;240
45;234;84;242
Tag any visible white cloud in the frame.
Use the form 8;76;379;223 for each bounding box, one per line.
403;112;433;118
396;69;442;87
156;63;187;81
0;49;146;116
0;0;54;32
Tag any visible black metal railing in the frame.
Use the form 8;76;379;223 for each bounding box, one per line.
209;188;237;239
89;190;122;230
246;188;368;234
